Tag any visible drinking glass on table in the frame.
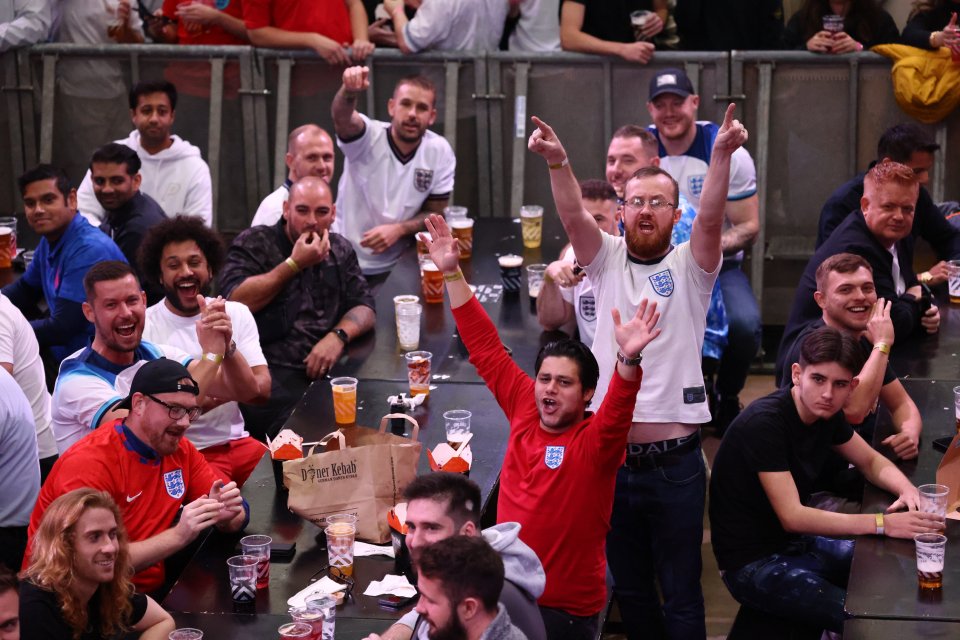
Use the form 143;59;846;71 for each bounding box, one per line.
279;622;314;639
519;206;543;249
396;303;422;352
405;350;432;396
919;484;950;519
169;630;203;640
240;534;272;589
330;377;358;425
916;533;947;590
325;514;358;577
947;261;960;303
226;555;258;603
443;410;472;449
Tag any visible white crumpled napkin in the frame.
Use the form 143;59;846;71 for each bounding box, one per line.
354;541;395;558
287;576;347;608
363;574;417;598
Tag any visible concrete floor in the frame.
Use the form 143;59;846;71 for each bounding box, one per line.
603;374;778;640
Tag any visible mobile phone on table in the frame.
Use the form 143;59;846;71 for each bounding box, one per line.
270;541;296;561
378;594;417;609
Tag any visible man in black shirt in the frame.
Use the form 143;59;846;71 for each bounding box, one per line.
559;0;664;63
710;326;942;633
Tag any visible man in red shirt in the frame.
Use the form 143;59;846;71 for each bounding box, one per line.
244;0;374;65
423;214;662;640
25;359;248;595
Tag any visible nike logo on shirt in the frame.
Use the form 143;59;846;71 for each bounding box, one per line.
126;491;143;503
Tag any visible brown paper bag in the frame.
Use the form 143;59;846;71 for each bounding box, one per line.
936;432;960;518
284;414;421;543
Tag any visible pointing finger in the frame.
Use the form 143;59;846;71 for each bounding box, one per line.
530;115;554;138
722;103;736;129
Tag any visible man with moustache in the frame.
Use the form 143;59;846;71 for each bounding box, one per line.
27;361;249;595
251;124;337;227
528;104;746;639
220;177;375;439
49;261;260;453
331;66;455;287
141;216;271;486
423;213;662;640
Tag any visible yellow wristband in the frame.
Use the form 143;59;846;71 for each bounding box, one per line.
548;158;569;170
203;352;224;364
443;270;464;283
919;271;933;284
875;512;884;536
285;257;300;273
873;342;890;355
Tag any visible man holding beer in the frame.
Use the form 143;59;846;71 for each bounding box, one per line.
709;326;943;633
220;176;374;439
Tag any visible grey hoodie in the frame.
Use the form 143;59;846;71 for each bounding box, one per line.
480;604;528;640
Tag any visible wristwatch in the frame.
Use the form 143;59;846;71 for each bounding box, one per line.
331;328;349;346
225;340;237;358
616;350;643;366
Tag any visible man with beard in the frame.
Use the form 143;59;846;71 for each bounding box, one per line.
141;216;270;486
374;473;547;640
90;142;167;305
220;177;375;440
26;362;248;595
76;81;213;227
251;124;337;227
528;104;746;639
375;536;527;640
422;214;662;640
647;68;761;433
49;261;260;453
331;66;455;287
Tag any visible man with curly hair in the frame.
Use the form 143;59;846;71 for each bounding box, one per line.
140;216;271;485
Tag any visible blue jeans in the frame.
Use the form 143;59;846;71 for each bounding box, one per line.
717;261;761;398
606;447;706;640
721;536;853;633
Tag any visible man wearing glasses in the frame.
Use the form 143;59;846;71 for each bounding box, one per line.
26;358;248;596
528;104;747;639
49;260;259;454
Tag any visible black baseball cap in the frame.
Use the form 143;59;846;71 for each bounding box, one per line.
114;358;199;410
648;68;695;101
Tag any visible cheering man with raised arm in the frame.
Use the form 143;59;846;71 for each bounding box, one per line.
424;214;661;640
528;104;747;639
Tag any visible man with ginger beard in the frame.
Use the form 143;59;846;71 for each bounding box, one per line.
528;105;747;639
250;124;336;228
49;260;260;454
220;176;374;440
141;216;271;485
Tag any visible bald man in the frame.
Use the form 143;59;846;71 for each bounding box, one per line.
250;124;336;227
221;176;375;439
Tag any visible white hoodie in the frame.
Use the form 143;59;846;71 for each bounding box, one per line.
77;130;213;227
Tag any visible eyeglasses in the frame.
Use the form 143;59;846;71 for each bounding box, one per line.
308;563;355;600
146;394;202;421
621;197;675;213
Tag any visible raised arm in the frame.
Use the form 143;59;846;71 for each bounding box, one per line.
842;299;892;424
690;103;747;272
536;259;580;333
527;116;603;265
332;66;369;141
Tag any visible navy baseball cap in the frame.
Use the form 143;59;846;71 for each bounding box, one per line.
648;68;695;101
115;358;199;410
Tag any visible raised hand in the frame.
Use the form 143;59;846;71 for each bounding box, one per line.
424;214;460;273
713;103;748;155
943;13;959;48
342;65;370;93
196;295;232;356
612;299;661;360
527;116;569;166
545;260;585;288
864;298;894;346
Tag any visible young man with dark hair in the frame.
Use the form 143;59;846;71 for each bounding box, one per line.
422;214;662;640
378;473;547;640
77;80;213;227
2;165;126;368
0;565;19;640
140;216;270;485
414;537;525;640
90;142;167;304
818;123;960;280
331;67;455;286
710;326;942;633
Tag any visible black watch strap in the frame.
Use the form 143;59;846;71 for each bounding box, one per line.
332;328;349;345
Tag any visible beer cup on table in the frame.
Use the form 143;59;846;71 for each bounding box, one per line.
915;533;947;590
444;205;468;223
450;217;475;260
443;410;472;449
325;514;358;576
421;260;445;304
396;303;422;352
948;261;960;303
278;622;314;639
526;264;547;300
416;232;432;266
0;217;16;269
519;206;543;249
919;484;950;519
330;377;358;425
499;255;523;293
290;605;324;639
239;534;272;589
305;593;337;640
393;294;419;313
630;9;653;41
169;630;204;640
822;14;844;33
405;350;433;396
226;555;258;602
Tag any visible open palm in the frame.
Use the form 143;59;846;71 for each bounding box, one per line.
613;300;661;357
424;214;460;272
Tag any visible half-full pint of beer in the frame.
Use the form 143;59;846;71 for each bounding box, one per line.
451;218;475;259
421;261;444;304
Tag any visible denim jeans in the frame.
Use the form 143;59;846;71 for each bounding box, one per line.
717;261;762;398
721;536;853;633
606;446;707;640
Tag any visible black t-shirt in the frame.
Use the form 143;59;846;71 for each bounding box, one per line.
19;580;148;640
709;387;855;571
564;0;654;43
